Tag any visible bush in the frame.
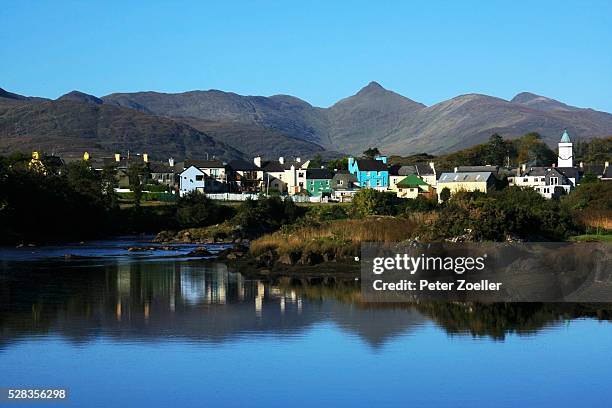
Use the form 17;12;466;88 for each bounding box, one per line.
232;196;305;235
176;192;233;228
419;187;578;241
351;189;399;217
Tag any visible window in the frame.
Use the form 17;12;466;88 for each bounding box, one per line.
196;175;204;181
550;177;558;185
339;180;343;185
523;178;528;182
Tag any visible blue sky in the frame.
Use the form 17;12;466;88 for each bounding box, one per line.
1;0;611;111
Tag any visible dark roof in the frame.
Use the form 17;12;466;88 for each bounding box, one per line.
415;163;435;175
456;165;499;173
439;172;493;183
582;164;605;176
388;164;402;176
603;166;612;179
262;161;285;172
228;159;259;171
524;167;548;177
398;165;418;176
332;172;357;181
149;162;173;173
355;159;388;171
557;167;580;179
185;159;224;169
306;168;333;179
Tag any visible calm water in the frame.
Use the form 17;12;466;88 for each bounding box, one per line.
1;240;612;407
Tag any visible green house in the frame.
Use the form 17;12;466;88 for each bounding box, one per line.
306;168;333;196
395;174;431;199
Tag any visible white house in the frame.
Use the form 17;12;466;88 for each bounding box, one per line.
179;165;206;196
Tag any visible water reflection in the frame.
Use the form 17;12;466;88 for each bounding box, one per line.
1;259;611;351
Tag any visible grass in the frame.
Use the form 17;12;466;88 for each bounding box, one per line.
250;216;421;260
569;234;612;242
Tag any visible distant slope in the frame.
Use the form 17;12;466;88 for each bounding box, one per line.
102;90;330;146
178;118;332;159
0;99;244;160
326;81;425;153
3;84;612;158
101;84;612;156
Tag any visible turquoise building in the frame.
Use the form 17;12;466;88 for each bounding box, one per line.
347;156;389;189
305;169;333;196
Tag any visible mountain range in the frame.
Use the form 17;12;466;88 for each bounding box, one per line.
1;82;611;160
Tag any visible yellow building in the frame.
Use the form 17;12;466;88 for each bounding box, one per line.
436;172;494;201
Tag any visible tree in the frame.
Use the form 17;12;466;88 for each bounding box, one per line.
351;189;397;216
127;164;144;208
176;191;224;228
440;187;451;203
484;134;506;166
362;147;381;160
326;157;349;171
310;153;323;168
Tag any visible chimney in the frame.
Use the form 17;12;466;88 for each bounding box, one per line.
279;156;284;165
296;157;301;163
143;153;148;163
83;152;90;161
168;157;175;167
521;164;526;174
606;161;609;169
254;156;262;168
429;162;436;173
580;162;584;169
115;153;121;162
454;167;458;173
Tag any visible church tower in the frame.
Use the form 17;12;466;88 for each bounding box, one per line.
557;129;573;168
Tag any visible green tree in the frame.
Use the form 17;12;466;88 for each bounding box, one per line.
440;187;451;203
326;157;349;171
484;133;506;165
310;153;323;168
351;189;397;216
362;147;381;160
176;192;224;228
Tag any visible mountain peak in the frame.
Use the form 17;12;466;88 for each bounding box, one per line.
58;90;103;105
358;81;385;94
511;92;574;112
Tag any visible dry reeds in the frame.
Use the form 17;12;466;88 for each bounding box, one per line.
250;216;423;258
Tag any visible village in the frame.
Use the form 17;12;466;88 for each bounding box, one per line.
27;129;612;203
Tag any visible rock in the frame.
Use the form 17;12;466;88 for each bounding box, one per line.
189;247;212;256
278;251;301;265
127;247;148;252
300;251;324;266
226;253;237;260
255;250;276;267
154;230;176;242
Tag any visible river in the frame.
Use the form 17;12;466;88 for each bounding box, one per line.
1;239;611;407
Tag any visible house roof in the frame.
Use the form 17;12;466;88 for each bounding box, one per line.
581;164;605;176
306;168;333;179
398;165;418;176
228;159;259;171
603;166;612;179
185;159;224;169
332;172;357;181
396;174;428;188
415;163;435;175
354;159;388;171
262;161;285;172
524;167;548;177
557;167;580;179
438;172;493;183
148;162;173;173
388;164;402;176
456;165;499;173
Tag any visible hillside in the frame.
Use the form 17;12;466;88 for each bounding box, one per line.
0;98;244;160
100;83;612;156
2;83;612;159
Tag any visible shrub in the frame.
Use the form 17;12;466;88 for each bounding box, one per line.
176;191;233;228
351;189;399;217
